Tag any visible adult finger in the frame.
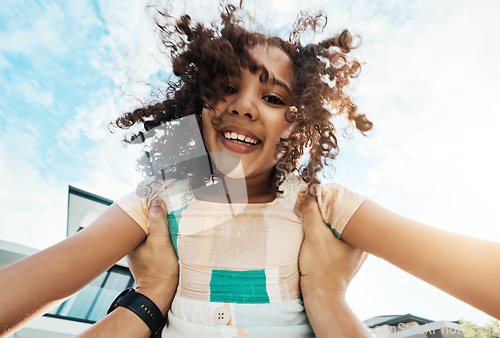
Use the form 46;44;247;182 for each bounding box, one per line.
300;193;331;241
148;199;169;237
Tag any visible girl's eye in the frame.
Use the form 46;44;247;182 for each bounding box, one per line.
224;85;237;95
263;94;285;105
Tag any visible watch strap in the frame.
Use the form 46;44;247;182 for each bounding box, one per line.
108;288;166;335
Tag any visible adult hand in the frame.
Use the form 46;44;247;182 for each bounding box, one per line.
78;199;179;337
127;198;179;315
299;192;367;295
299;192;371;337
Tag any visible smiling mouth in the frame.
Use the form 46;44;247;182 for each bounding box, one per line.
222;131;262;146
218;130;262;154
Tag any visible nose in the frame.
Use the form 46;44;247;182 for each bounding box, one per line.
227;95;259;120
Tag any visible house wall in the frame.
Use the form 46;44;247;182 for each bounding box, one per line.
12;316;91;338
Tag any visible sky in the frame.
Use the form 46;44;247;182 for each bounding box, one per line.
1;0;500;326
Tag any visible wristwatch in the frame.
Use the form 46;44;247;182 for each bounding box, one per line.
108;288;167;336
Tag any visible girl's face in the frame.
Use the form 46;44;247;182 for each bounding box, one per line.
201;44;295;181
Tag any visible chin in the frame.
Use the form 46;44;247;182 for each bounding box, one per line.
209;151;246;178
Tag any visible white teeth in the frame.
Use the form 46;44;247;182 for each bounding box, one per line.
223;131;259;145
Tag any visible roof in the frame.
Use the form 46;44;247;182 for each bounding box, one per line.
68;185;113;205
364;313;434;328
66;185;113;237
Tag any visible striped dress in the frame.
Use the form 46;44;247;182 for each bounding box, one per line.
116;176;366;337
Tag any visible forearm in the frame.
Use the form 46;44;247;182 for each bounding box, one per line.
0;244;84;334
0;238;117;333
303;288;371;337
80;307;153;338
342;199;500;318
0;205;147;333
78;278;178;338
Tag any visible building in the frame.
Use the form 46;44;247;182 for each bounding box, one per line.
364;313;464;338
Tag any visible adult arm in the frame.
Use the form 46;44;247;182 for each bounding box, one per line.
0;203;147;335
78;199;178;338
299;195;372;337
341;198;500;319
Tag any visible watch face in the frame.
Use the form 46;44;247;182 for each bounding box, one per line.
107;288;133;314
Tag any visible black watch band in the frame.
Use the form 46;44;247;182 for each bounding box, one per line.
108;288;166;336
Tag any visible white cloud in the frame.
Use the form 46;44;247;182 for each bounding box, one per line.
67;136;136;201
9;77;54;108
56;89;138;199
0;2;72;56
1;1;104;55
323;1;500;206
88;1;170;111
0;118;66;249
59;91;118;142
0;55;11;70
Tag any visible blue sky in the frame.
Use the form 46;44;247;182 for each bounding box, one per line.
1;0;500;326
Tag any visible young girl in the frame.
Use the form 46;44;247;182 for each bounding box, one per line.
110;5;372;336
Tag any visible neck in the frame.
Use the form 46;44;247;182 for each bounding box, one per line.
195;169;275;203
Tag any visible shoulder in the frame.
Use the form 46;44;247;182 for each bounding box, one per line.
114;178;184;234
317;183;366;206
314;183;367;238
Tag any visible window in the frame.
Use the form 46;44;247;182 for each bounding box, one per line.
46;265;134;323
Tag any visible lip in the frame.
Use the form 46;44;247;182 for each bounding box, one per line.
218;125;263;154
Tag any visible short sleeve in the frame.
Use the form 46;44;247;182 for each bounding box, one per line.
114;179;176;234
114;191;152;234
316;183;367;238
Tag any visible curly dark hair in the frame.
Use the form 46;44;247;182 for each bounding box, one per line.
112;3;372;197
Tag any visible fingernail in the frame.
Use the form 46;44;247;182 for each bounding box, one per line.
152;199;162;206
311;184;320;196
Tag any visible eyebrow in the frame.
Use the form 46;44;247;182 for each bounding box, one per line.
273;77;293;97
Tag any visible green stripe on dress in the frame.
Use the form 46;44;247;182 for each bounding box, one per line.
325;222;341;239
210;269;270;304
167;205;188;256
